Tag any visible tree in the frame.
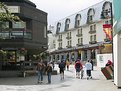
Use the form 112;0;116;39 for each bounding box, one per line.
0;2;20;29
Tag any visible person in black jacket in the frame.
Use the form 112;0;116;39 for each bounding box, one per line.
90;59;94;70
59;60;65;80
46;63;52;84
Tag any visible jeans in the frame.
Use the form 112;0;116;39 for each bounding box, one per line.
86;70;91;77
47;73;51;83
37;70;43;82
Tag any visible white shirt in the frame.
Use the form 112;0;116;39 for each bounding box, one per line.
85;62;92;70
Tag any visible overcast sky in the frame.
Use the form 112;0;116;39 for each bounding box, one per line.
30;0;104;26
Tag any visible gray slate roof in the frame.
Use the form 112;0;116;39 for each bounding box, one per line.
53;0;111;34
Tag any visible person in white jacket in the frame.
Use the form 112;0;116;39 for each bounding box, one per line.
85;60;92;80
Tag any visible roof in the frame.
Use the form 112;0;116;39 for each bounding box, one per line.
53;0;111;34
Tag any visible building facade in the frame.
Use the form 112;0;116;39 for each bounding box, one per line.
0;0;47;71
48;0;112;64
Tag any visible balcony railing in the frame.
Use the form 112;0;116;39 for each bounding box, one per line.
0;28;32;40
89;41;97;44
66;45;72;48
76;43;83;47
76;34;83;37
88;30;96;34
66;36;71;40
58;47;63;50
57;39;62;41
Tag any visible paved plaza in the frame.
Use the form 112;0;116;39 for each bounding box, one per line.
0;65;121;91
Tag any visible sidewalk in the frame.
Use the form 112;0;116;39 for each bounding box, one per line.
0;65;120;91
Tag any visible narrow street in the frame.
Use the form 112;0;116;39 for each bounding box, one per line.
0;64;120;91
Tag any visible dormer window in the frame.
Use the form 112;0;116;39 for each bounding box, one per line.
101;1;112;20
75;14;81;28
65;18;70;31
87;8;95;24
56;22;61;34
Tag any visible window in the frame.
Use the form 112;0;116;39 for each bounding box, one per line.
81;38;83;44
59;34;62;39
101;2;112;19
77;28;82;34
78;38;83;44
12;21;26;28
90;35;93;41
87;8;95;23
67;40;71;46
59;41;62;48
75;14;81;28
90;26;93;31
53;40;56;48
67;32;71;39
56;22;61;33
90;35;96;41
90;24;96;31
70;32;71;37
44;26;47;38
89;15;93;21
65;18;70;31
94;24;96;30
94;35;96;41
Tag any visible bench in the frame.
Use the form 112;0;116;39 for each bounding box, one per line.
23;70;36;77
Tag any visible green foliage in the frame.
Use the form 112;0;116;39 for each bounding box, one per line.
40;52;49;60
0;2;20;28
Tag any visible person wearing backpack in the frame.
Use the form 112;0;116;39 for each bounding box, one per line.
75;59;83;79
58;60;65;80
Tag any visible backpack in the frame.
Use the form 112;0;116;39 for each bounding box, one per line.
76;63;81;69
59;62;65;68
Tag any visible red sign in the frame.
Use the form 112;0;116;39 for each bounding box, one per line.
103;24;112;41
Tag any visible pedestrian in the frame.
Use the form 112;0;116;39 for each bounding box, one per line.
90;59;94;70
58;60;65;80
85;60;92;80
105;60;113;66
45;62;52;84
66;59;70;71
51;61;55;70
74;59;83;79
36;61;45;83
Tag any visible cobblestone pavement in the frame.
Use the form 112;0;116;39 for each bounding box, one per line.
0;65;121;91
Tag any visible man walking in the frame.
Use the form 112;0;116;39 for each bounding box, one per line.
58;60;65;80
46;62;52;84
36;61;45;83
85;60;92;80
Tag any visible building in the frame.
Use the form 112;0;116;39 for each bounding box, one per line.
113;0;121;88
48;0;113;64
0;0;47;73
